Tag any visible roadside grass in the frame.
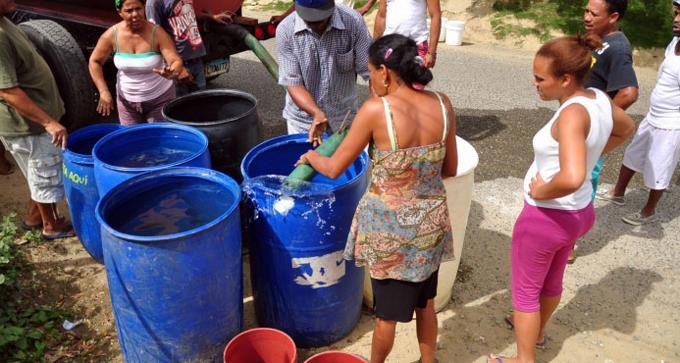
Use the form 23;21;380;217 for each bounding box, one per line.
492;0;674;48
259;0;378;15
0;214;80;362
260;1;293;12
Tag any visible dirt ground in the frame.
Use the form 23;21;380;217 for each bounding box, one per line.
1;7;678;363
3;157;678;363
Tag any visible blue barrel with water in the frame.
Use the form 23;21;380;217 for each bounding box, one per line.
95;167;243;362
92;123;211;196
62;124;123;263
241;134;369;347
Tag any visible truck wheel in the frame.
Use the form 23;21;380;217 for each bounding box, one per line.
19;20;96;130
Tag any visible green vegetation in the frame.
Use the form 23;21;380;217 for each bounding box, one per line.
260;0;378;14
260;1;293;12
0;214;76;362
492;0;674;48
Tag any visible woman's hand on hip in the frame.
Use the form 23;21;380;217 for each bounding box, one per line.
529;171;546;199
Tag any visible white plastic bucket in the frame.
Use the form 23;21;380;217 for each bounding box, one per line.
445;20;466;46
363;136;479;312
427;17;448;43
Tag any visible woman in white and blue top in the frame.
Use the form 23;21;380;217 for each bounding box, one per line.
89;0;189;125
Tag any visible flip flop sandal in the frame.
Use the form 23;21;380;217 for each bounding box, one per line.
42;229;76;241
21;221;43;231
535;335;549;350
487;353;506;363
503;315;549;349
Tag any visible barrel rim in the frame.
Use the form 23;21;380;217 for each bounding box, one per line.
304;351;368;363
223;327;297;362
454;136;479;178
240;134;369;197
64;123;123;164
92;123;209;173
162;89;258;126
95;167;241;242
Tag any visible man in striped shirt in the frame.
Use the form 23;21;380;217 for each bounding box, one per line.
276;0;371;144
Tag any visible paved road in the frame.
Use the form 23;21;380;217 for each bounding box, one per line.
215;41;679;362
215;39;659;186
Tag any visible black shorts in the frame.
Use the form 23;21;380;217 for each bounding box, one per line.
371;270;439;323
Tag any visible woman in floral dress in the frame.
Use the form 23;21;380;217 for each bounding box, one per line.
297;33;458;363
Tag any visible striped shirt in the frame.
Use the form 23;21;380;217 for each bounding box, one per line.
277;4;371;131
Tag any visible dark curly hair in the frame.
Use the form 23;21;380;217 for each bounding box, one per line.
369;34;433;87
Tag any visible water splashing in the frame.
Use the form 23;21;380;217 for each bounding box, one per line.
242;175;337;228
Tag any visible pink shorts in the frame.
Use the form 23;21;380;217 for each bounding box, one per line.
116;85;175;126
511;202;595;312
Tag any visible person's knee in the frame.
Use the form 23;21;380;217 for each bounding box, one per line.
415;299;435;316
375;317;397;329
512;291;541;313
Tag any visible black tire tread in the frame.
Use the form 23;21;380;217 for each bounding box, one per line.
19;20;96;130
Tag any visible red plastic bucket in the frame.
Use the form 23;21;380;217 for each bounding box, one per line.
303;351;367;363
224;328;297;363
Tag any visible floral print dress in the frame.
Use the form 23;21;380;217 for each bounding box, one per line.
344;93;454;282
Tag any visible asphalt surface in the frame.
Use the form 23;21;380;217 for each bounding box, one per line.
213;38;659;187
212;40;680;362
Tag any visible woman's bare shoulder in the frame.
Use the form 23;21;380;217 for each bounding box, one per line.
359;97;385;116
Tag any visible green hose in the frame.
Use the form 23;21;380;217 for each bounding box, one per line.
244;33;279;81
285;129;349;188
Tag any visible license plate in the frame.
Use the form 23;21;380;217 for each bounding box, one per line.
204;58;230;78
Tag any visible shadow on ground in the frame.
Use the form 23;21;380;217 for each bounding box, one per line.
435;202;662;362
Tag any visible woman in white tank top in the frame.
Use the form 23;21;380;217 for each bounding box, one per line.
373;0;442;68
488;35;634;363
89;0;190;125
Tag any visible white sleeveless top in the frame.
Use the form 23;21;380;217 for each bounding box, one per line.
524;88;613;210
384;0;429;44
113;25;173;103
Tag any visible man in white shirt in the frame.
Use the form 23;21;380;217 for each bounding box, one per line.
598;0;680;225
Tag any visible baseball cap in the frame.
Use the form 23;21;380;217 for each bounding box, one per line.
295;0;335;22
675;0;680;6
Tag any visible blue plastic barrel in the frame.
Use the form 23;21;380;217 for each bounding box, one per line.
241;134;369;347
62;124;123;263
95;167;243;362
92;123;211;196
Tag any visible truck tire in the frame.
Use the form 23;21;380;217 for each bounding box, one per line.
19;20;96;130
